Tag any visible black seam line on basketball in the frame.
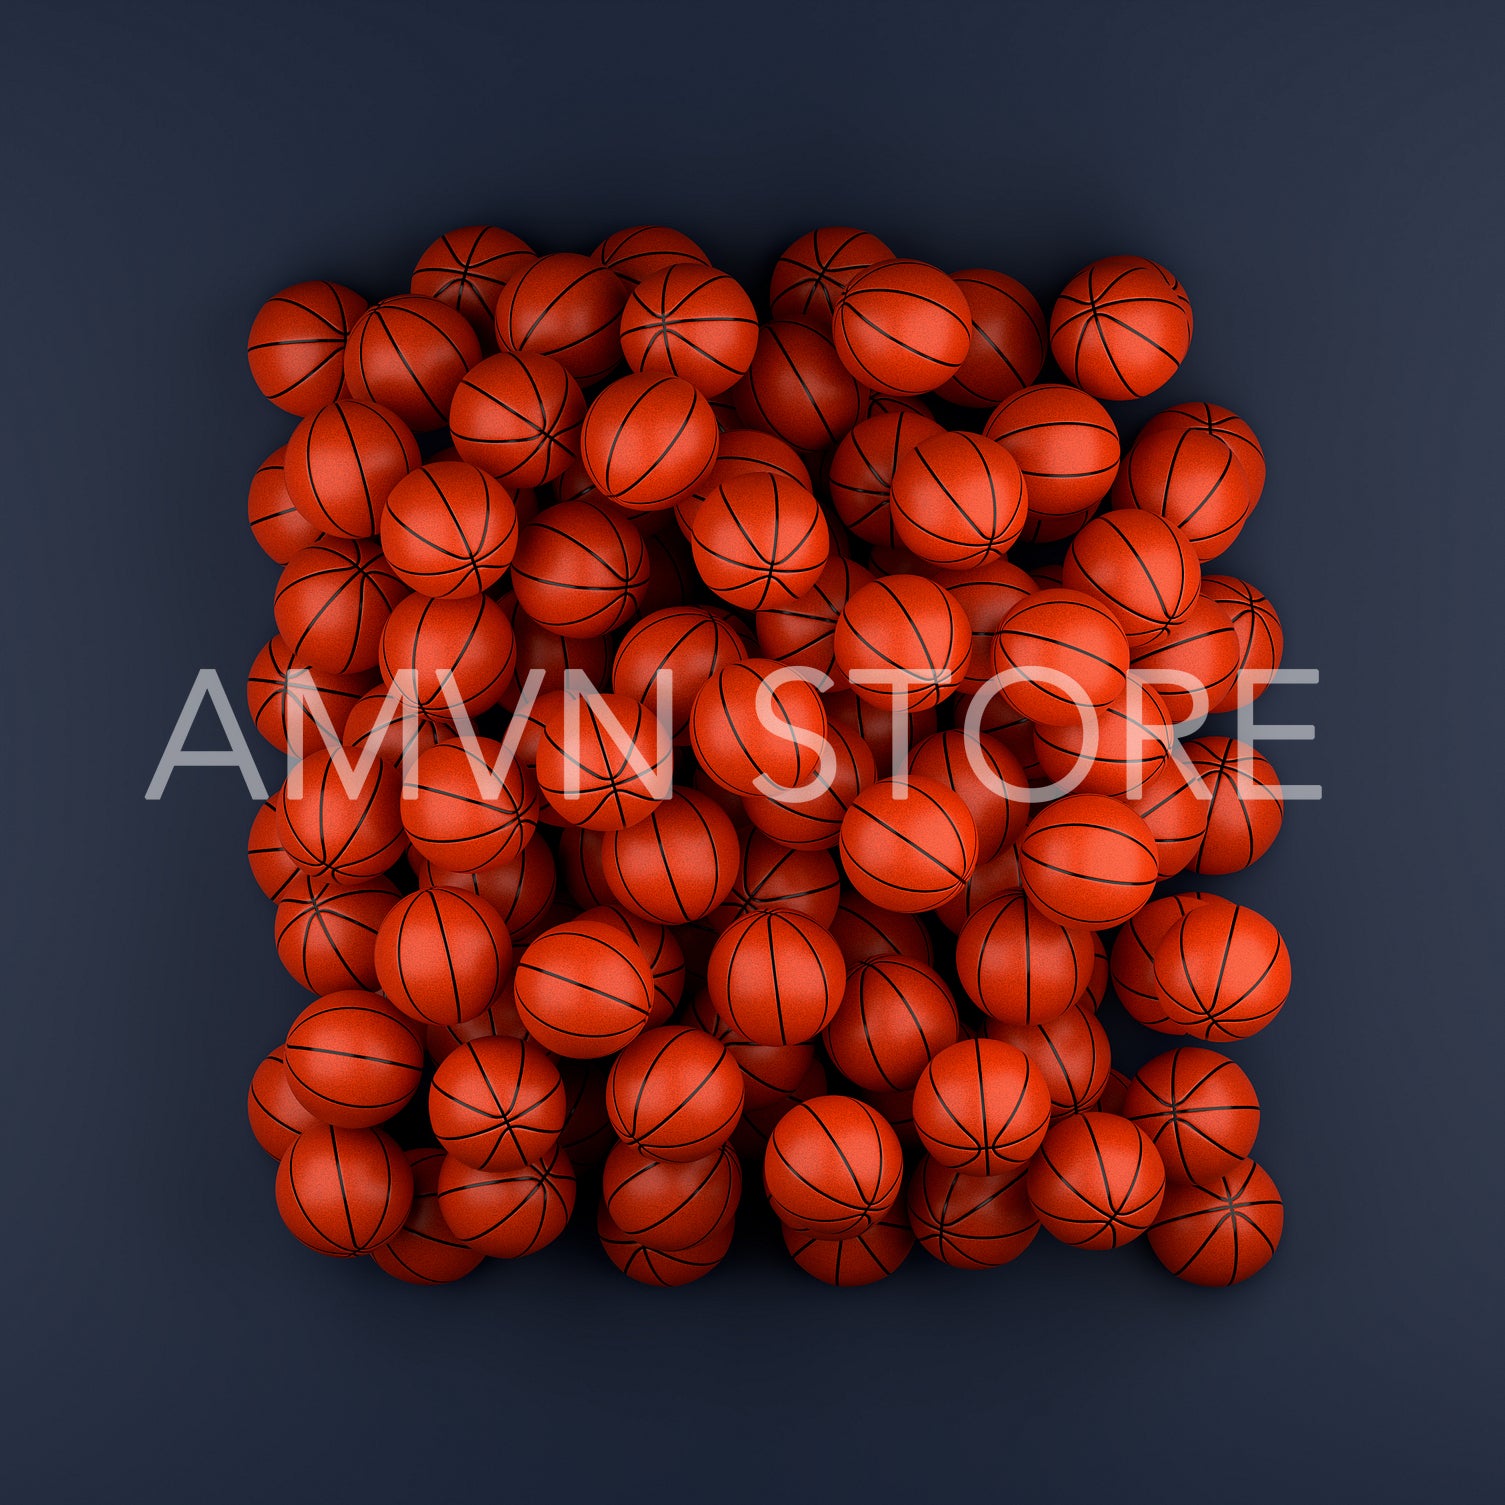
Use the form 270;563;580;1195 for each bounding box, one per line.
999;627;1124;678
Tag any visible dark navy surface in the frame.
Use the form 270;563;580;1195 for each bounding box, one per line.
2;2;1499;1499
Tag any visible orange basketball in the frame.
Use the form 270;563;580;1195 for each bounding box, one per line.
579;373;719;510
689;657;829;798
613;605;746;742
685;989;817;1109
534;690;672;830
606;1025;745;1162
983;383;1120;515
510;498;648;637
248;788;301;901
514;917;654;1058
283;991;423;1127
839;775;978;913
1031;681;1175;798
1123;1047;1261;1185
712;831;841;931
992;587;1130;725
401;736;539;871
783;1202;914;1285
1112;425;1251;559
274;537;407;674
379;461;518;598
247;1047;320;1158
428;1036;565;1171
707;909;845;1045
246;635;369;756
912;1039;1050;1176
823;956;960;1092
1153;901;1292;1041
602;789;742;924
832;259;973;395
956;892;1092;1026
1063;510;1201;646
1186;736;1285;873
592;224;710;286
939;558;1035;696
372;1146;486;1285
274;873;398;994
834;574;970;712
248;445;320;563
247;280;367;415
828;410;945;546
890;431;1028;567
495;251;627;385
1017;792;1157;928
986;1003;1112;1119
344;294;481;431
1202;575;1284;711
907;1156;1038;1269
755;554;874;681
1050;255;1193;400
277;749;406;880
576;906;684;1025
734;321;861;450
425;837;555;940
907;727;1028;859
764;1095;903;1238
602;1141;740;1252
1027;1112;1166;1248
690;471;829;610
276;1125;413;1256
1109;891;1231;1032
1123;752;1209;876
436;1144;576;1257
284;399;420;539
1129;593;1239;724
769;227;895;327
449;351;585;488
619;264;759;395
742;719;875;852
936;268;1047;407
379;592;515;716
1139;400;1266;505
1149;1158;1283;1285
373;887;513;1025
600;1205;735;1286
410;224;535;333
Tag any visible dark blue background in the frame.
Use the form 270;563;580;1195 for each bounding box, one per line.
3;1;1499;1499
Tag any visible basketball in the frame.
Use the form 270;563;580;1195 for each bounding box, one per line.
742;719;875;852
1027;1112;1166;1249
734;321;861;450
983;383;1120;515
246;1047;319;1158
284;399;420;539
1049;255;1193;400
1123;1047;1261;1184
577;906;685;1025
602;1141;740;1251
449;350;585;488
986;1003;1112;1119
1031;682;1175;798
839;775;978;913
828;410;945;546
1139;400;1266;505
247;280;367;415
401;737;539;871
1202;574;1284;711
282;991;423;1127
907;1156;1038;1269
379;592;515;716
912;1039;1051;1176
823;956;961;1092
764;1095;903;1238
1129;593;1240;724
534;690;672;830
992;587;1130;725
619;264;759;395
686;990;817;1109
936;268;1047;407
274;873;398;994
601;790;742;923
769;227;895;327
690;471;830;610
755;555;874;680
907;727;1028;859
890;431;1028;567
1149;1158;1284;1285
379;461;518;597
1017;792;1158;928
510;498;649;637
246;636;368;756
1153;901;1292;1041
784;1204;914;1286
373;887;513;1025
436;1144;576;1258
277;750;406;880
344;293;481;431
248;446;319;563
834;574;970;711
1063;510;1201;645
714;832;841;930
940;558;1035;695
1112;425;1251;559
429;1036;565;1171
592;224;710;285
371;1147;486;1285
1124;755;1210;877
1109;891;1230;1032
707;909;845;1045
274;537;407;674
689;657;829;797
831;259;973;395
1185;735;1285;872
613;606;746;743
606;1026;745;1162
956;893;1092;1026
410;224;535;332
495;251;627;385
599;1205;735;1287
514;917;655;1057
579;373;719;510
275;1125;413;1256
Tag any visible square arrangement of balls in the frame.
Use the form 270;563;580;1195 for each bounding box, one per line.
244;225;1288;1289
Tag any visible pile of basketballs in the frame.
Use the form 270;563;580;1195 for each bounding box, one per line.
243;223;1289;1289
